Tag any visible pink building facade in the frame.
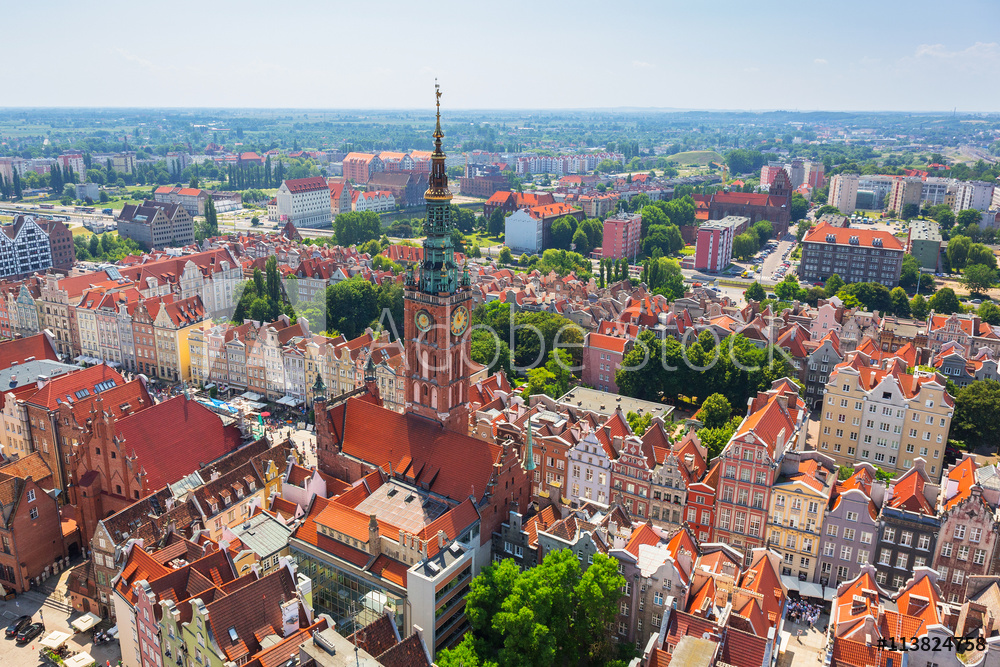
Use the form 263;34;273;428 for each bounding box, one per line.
601;212;641;260
582;332;631;393
694;215;749;272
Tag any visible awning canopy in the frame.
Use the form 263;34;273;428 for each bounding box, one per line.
40;630;72;649
781;575;800;592
64;652;96;667
71;612;101;632
277;396;301;406
824;587;836;602
799;581;825;599
74;355;87;362
241;391;262;401
106;361;121;368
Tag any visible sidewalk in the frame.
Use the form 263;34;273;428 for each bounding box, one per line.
778;614;829;666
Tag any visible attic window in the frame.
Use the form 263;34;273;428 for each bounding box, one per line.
882;392;892;400
95;380;117;393
228;628;238;643
75;389;90;399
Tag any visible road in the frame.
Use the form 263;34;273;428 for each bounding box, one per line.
762;234;797;282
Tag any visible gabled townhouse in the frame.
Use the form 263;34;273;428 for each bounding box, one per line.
873;459;941;592
817;463;884;589
933;455;1000;605
566;431;612;506
713;378;809;563
766;451;837;585
0;454;67;593
491;504;558;570
643;547;787;667
685;462;719;544
648;427;707;529
829;567;959;667
933;341;1000;388
610;523;698;653
536;502;634;568
803;330;841;409
610;435;655;521
819;351;954;482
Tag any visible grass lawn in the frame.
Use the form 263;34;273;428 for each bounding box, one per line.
679;246;696;256
464;232;503;247
665;150;724;167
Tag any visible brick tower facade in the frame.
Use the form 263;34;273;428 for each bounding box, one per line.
403;84;473;433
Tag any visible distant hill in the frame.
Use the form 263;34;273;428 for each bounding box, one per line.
665;150;724;166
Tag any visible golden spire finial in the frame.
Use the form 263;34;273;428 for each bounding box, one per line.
434;80;443;139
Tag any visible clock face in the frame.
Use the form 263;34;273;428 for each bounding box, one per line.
451;306;469;336
414;309;433;332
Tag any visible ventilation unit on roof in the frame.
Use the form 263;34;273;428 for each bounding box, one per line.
427;561;440;574
404;493;415;503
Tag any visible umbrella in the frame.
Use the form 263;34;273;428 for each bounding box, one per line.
260;412;271;417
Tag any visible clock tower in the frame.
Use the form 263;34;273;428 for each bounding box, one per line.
403;83;474;433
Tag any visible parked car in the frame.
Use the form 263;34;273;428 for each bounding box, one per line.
16;622;43;644
5;616;30;638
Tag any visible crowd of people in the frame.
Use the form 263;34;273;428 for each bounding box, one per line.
786;599;823;628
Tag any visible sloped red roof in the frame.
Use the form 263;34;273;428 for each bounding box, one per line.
0;332;58;368
326;398;502;502
588;333;628;353
282;176;328;193
942;456;978;511
115;396;244;489
803;220;903;250
26;364;125;410
886;467;934;515
623;522;660;558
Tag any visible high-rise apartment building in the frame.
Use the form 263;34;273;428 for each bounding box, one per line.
828;174;860;214
601;211;642;260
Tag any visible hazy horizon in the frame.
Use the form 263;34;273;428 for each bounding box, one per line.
6;0;999;112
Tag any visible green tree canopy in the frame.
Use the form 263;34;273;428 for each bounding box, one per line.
334;211;382;247
910;294;929;320
927;287;961;315
889;287;911;317
837;282;892;313
745;282;766;302
978;302;1000;325
948;235;971;270
963;264;996;295
953;380;1000;452
790;193;809;221
699;393;732;429
824;273;845;298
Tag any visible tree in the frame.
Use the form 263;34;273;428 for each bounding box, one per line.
499;247;513;265
732;232;758;260
626;410;652;435
928;287;961;314
524;349;574;398
838;282;892;313
571;228;591;255
816;205;841;217
774;275;801;301
700;393;732;429
752;220;774;244
550;216;577;250
957;208;982;228
790;193;809;221
62;183;77;200
910;294;929;320
745;282;766;302
698;416;743;460
889;287;911;317
334;211;382;247
979;302;1000;325
953;380;1000;451
639;205;669;237
948;235;971;270
901;202;920;219
487;208;505;237
963;264;996;295
900;254;921;288
968;243;997;270
796;219;814;242
202;197;219;238
250;216;261;226
642;224;682;257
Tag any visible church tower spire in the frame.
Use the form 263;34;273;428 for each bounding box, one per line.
402;83;474;434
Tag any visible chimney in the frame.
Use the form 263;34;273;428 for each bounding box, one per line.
368;514;381;556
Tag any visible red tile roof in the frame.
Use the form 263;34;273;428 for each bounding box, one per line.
370;555;408;587
942;456;978;511
803;220;904;250
0;332;58;368
325;397;503;502
588;332;628;354
115;396;244;490
282;176;328;193
886;467;934;515
832;638;901;667
26;364;125;410
624;522;660;558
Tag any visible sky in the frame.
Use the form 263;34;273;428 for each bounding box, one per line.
6;0;1000;112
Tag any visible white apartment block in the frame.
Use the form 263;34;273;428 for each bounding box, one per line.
828;174;859;214
954;180;995;213
275;177;333;228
